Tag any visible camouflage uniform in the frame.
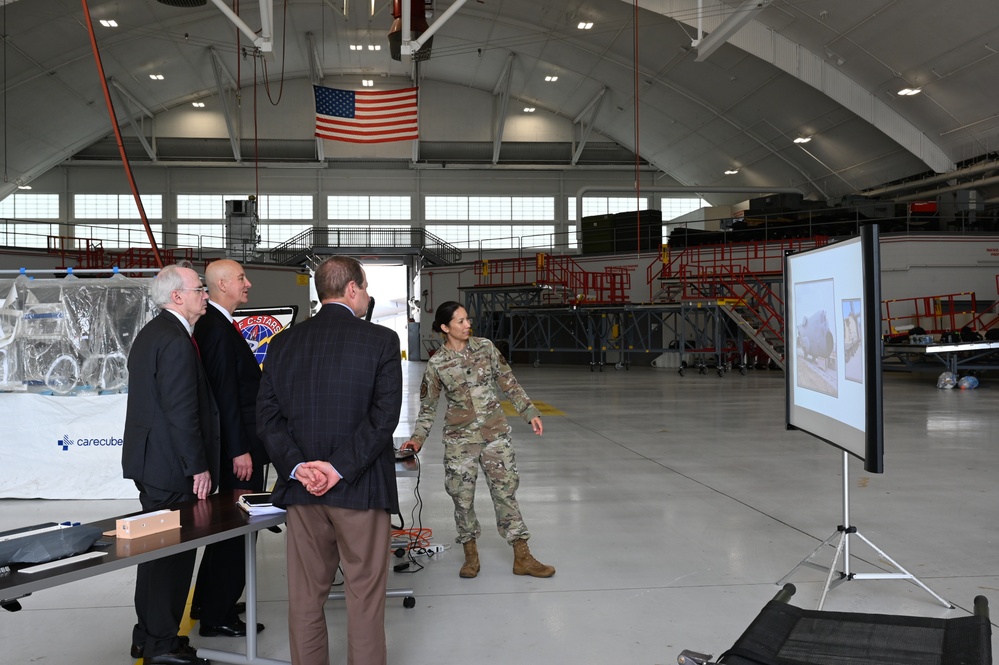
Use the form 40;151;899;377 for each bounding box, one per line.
410;337;542;545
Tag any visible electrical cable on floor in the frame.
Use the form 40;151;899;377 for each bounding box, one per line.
390;455;434;574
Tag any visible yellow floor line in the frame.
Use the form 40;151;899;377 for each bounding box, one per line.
501;400;564;416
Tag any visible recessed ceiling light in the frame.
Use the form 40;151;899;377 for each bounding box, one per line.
149;74;164;80
192;102;205;108
362;80;374;87
898;88;922;96
99;19;118;28
724;169;739;175
793;136;811;144
368;45;381;51
577;21;593;29
17;185;31;190
350;44;362;51
524;107;536;113
545;75;558;82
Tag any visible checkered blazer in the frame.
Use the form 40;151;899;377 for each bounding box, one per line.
257;303;402;512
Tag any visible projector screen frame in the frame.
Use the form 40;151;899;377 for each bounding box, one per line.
784;224;884;473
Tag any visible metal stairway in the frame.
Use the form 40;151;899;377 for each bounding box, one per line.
719;302;785;369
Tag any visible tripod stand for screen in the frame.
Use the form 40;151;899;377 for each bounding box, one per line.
778;450;952;610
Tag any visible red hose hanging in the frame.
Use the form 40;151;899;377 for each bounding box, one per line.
81;0;163;268
633;0;642;256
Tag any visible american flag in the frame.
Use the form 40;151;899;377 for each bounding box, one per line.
314;86;419;143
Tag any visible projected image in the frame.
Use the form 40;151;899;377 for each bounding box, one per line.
843;299;864;384
794;279;838;397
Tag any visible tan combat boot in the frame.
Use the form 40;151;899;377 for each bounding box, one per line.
512;539;555;577
459;539;480;578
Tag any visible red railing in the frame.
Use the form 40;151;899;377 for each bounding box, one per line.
677;264;785;344
966;275;999;333
647;237;830;301
48;235;107;269
474;254;630;304
882;292;978;335
46;235;191;271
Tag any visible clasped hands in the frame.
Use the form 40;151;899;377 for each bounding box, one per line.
295;461;341;496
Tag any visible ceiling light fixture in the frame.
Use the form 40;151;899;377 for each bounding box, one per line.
17;185;31;190
99;19;118;28
149;74;164;80
577;21;593;29
368;44;381;51
362;79;374;87
192;102;205;108
724;169;739;175
545;75;558;82
350;44;362;50
898;87;922;96
793;136;811;144
524;107;536;113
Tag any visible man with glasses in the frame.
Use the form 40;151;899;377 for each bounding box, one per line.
122;264;220;665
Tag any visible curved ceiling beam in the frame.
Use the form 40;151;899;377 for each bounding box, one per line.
641;0;954;174
448;6;834;196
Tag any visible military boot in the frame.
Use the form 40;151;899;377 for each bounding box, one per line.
512;539;555;577
459;539;480;578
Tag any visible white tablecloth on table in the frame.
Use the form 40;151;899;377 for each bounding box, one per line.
1;393;136;499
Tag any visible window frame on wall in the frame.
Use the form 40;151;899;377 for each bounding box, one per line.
425;224;555;250
177;223;226;248
328;195;410;221
427;196;555;222
73;194;163;220
0;193;60;219
177;194;314;220
258;223;313;248
75;223;164;248
0;222;59;249
659;197;710;221
567;196;650;221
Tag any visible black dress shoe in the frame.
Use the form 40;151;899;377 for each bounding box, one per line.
131;636;190;659
145;644;208;665
190;601;246;620
199;618;264;638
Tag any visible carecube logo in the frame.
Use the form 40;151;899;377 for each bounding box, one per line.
57;434;123;451
238;314;284;366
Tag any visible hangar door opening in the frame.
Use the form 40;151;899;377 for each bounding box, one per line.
310;263;411;358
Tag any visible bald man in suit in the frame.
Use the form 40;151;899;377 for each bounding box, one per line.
191;259;267;638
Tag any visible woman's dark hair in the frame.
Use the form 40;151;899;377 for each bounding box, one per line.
432;301;463;334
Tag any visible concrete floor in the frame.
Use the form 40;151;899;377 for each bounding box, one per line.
1;362;996;663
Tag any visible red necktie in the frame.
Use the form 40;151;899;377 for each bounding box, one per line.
191;335;201;359
233;320;241;334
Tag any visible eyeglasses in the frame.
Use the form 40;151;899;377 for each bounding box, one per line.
178;286;209;294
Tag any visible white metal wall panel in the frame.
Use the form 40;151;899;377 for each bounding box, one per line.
798;49;824;89
772;32;799;76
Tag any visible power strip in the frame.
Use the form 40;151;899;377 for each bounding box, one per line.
425;544;446;553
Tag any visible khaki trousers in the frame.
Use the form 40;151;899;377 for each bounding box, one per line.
286;504;391;665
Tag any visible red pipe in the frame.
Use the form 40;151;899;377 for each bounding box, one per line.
80;0;163;268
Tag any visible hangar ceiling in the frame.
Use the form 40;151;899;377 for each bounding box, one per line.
2;0;999;205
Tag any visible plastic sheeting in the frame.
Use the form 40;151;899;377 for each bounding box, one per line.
0;274;155;394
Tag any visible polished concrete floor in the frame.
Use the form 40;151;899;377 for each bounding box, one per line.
1;362;996;663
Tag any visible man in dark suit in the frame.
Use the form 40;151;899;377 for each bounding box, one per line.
257;255;402;665
191;258;267;638
122;264;219;665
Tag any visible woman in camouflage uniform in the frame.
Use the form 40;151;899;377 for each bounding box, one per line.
400;301;555;579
